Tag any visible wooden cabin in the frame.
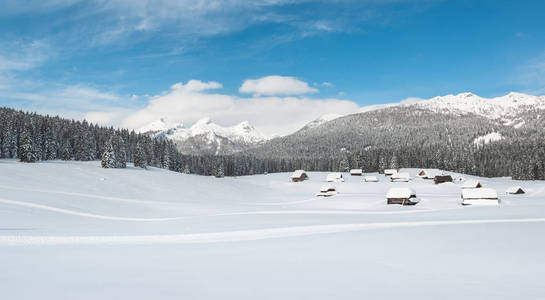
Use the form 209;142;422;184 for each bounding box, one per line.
384;169;398;176
461;179;482;189
418;169;441;179
363;175;379;182
316;184;337;197
462;188;498;205
290;170;308;182
434;175;453;184
326;172;344;182
386;188;419;205
390;172;410;182
350;169;363;176
506;186;525;194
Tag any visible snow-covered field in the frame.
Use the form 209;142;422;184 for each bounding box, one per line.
1;160;544;299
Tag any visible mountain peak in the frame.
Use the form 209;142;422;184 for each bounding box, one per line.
138;117;183;133
413;91;545;120
193;117;212;127
139;117;268;154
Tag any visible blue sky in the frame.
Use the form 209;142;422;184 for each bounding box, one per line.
1;0;545;135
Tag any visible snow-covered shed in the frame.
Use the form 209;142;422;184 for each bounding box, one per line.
363;175;379;182
418;169;441;179
461;179;482;189
434;175;453;184
290;170;308;182
316;184;337;197
506;186;525;194
326;172;344;182
384;169;398;176
390;172;410;182
386;187;419;205
350;169;363;176
461;188;498;205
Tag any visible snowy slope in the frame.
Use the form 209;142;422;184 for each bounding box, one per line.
473;132;504;146
1;160;545;299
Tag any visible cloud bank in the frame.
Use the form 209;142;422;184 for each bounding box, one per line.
122;79;358;136
239;76;319;96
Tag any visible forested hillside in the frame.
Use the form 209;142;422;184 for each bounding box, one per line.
2;106;545;180
244;107;545;179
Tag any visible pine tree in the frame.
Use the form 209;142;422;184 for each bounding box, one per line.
19;125;37;163
339;155;350;172
115;137;127;168
101;141;117;168
61;141;72;160
389;154;398;170
378;155;387;173
134;140;147;169
215;162;225;178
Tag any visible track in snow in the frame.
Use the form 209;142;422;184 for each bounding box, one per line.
2;218;544;246
0;196;447;222
0;185;175;205
0;198;182;222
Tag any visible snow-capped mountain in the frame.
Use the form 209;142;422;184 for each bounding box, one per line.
303;92;545;130
139;117;268;155
411;92;545;123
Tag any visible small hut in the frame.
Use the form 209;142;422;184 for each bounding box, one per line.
506;186;525;194
290;170;308;182
461;179;482;189
434;175;453;184
363;175;379;182
461;188;498;205
326;172;344;182
316;184;337;197
384;169;398;176
418;169;441;179
386;188;419;205
390;172;410;182
350;169;363;176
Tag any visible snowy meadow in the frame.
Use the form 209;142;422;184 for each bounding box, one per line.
0;160;544;299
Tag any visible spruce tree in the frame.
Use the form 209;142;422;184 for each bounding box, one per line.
19;126;37;163
101;141;117;168
134;140;147;169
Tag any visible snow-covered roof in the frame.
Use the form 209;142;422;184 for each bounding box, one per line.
350;169;363;174
363;175;378;182
391;172;410;180
506;186;525;194
326;172;343;181
384;169;398;175
462;188;498;200
461;179;482;189
418;169;441;178
290;170;307;178
386;187;416;198
320;184;336;192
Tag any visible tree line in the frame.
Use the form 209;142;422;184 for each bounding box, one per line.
1;107;544;180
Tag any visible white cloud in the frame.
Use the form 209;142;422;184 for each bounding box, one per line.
0;83;128;119
239;75;318;96
171;80;223;93
0;40;52;72
322;82;333;87
122;80;359;136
